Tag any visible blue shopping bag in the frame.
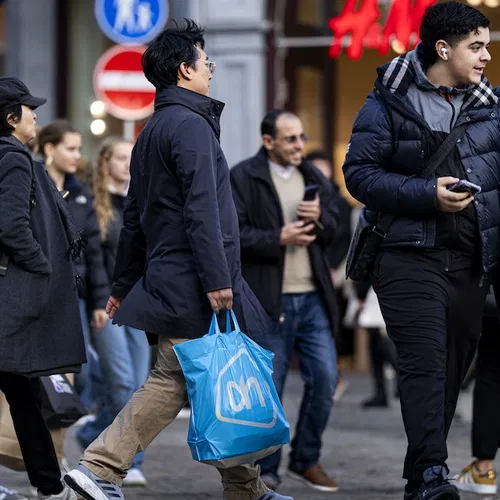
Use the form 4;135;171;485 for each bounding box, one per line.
173;310;290;468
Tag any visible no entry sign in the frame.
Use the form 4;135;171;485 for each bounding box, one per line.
93;45;156;121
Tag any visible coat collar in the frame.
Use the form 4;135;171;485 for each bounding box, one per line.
154;86;225;139
377;44;498;109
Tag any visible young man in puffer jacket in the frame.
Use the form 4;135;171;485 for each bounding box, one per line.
343;2;500;499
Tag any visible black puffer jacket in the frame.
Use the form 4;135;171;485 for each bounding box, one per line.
343;51;500;275
64;175;109;310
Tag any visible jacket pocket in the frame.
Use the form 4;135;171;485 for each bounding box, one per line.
0;265;51;325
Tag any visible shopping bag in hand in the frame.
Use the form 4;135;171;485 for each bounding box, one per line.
174;310;290;468
40;374;87;429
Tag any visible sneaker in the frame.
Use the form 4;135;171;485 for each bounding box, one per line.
72;414;96;428
362;395;389;408
64;464;124;500
38;486;77;500
0;485;29;500
417;466;459;500
287;464;339;492
258;492;294;500
122;468;147;487
453;461;497;495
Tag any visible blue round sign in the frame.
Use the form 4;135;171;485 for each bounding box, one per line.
95;0;169;45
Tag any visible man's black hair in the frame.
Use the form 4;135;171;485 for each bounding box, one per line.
419;1;490;69
260;109;297;137
142;19;205;90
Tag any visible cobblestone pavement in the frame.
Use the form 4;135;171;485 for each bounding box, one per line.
1;372;495;499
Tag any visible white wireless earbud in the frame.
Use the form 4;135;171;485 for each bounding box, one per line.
440;47;448;57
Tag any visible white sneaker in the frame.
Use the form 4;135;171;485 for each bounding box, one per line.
38;485;77;500
176;407;191;420
72;414;96;428
122;468;147;487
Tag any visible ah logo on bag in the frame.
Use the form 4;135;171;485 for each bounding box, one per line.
215;348;277;428
50;375;73;395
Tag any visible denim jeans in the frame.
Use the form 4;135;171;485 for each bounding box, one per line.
77;319;151;469
255;292;338;481
75;299;101;411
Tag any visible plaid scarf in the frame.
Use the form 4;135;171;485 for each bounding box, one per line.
377;46;498;110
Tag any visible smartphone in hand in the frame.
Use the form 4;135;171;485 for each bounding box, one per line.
447;180;481;195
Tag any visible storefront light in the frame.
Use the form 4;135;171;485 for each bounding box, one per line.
90;100;106;118
466;0;484;5
485;0;500;7
90;119;107;136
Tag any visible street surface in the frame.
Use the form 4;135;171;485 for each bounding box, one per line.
1;372;492;499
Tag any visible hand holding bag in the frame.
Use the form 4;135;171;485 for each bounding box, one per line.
173;310;290;468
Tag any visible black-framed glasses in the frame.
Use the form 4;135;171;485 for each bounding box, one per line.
278;133;308;144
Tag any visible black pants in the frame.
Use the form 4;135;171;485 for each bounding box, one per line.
472;316;500;459
374;249;489;482
367;327;398;399
0;372;62;495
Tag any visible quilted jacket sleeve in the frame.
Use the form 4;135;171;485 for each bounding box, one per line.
343;92;438;217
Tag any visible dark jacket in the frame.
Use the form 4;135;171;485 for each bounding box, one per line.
64;175;109;310
230;148;341;332
0;136;85;376
343;49;500;275
101;193;125;284
111;86;273;339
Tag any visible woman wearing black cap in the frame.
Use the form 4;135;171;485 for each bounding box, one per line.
0;77;85;500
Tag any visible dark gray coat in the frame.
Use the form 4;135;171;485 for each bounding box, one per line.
112;86;273;340
0;136;85;376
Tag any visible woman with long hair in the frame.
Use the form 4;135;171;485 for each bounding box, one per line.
37;121;109;413
76;137;151;487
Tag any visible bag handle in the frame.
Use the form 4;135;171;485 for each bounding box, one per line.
225;310;241;334
208;310;241;336
375;121;469;237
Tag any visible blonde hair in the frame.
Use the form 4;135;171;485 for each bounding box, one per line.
92;137;132;239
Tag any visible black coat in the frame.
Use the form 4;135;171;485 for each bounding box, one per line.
64;176;109;310
112;86;273;340
230;148;341;333
0;136;85;376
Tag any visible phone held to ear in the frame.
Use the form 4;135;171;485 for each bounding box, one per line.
446;180;482;195
303;184;320;201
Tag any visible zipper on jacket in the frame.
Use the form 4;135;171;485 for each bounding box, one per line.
444;248;450;272
440;89;456;133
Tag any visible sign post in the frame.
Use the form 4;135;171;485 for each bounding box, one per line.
93;45;156;126
95;0;169;45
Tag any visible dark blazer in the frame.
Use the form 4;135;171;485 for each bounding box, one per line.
0;136;85;376
111;86;273;340
230;148;341;332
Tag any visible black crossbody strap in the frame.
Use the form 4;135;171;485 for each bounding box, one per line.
375;122;469;236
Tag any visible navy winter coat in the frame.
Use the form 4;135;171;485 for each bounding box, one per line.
111;86;273;339
343;53;500;275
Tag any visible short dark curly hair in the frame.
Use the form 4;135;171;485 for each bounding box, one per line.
142;19;205;90
419;1;490;69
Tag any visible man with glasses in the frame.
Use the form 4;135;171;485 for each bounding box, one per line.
64;21;293;500
230;109;341;493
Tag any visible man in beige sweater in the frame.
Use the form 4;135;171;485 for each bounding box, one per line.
230;109;341;493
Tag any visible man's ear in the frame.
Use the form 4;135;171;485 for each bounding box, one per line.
178;62;194;81
262;134;274;152
6;112;18;129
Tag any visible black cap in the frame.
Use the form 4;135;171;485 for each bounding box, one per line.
0;77;47;111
